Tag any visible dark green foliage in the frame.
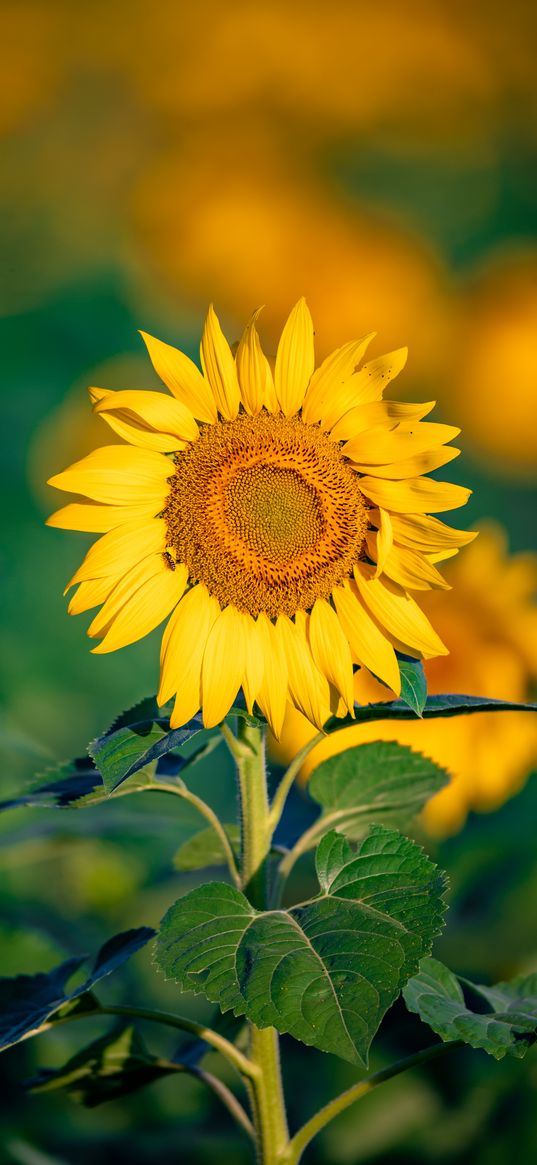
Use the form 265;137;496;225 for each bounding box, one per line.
404;957;537;1059
329;694;537;733
28;1025;173;1107
0;929;154;1051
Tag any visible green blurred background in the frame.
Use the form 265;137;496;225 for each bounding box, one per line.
1;2;536;1162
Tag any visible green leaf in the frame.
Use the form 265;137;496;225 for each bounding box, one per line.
327;693;537;732
173;825;240;872
0;928;155;1052
309;741;449;840
156;825;447;1066
89;708;223;793
403;957;537;1060
0;758;169;813
398;658;427;717
226;701;266;728
28;1026;172;1107
107;696;170;732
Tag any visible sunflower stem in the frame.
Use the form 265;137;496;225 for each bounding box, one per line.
279;1040;463;1165
235;719;290;1164
268;731;325;833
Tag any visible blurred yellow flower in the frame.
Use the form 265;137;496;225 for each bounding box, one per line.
0;1;65;138
131;136;451;383
274;525;537;836
114;0;536;144
448;252;537;480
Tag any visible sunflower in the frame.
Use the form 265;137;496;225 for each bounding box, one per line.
274;525;537;835
47;300;471;739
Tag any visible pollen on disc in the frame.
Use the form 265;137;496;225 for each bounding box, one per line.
164;412;368;619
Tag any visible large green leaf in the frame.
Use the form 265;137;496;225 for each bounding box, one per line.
308;741;449;840
327;694;537;732
0;928;155;1052
156;825;447;1065
28;1026;172;1107
403;957;537;1059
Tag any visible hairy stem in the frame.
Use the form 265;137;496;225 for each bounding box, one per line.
234;719;290;1165
280;1040;463;1164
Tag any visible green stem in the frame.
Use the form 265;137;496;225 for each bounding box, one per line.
272;818;324;906
268;732;324;834
280;1040;463;1165
30;1003;255;1080
233;719;290;1165
154;781;241;888
156;1060;256;1141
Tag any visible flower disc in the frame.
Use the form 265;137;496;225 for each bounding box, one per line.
164;412;368;618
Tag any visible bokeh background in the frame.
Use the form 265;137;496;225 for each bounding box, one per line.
1;2;536;1162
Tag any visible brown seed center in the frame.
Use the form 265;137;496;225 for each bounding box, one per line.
163;411;368;618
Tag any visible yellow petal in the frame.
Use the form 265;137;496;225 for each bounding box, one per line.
371;508;393;577
242;614;265;714
159;583;220;719
90;387;186;453
321;348;408;431
255;613;288;739
48;446;172;506
353;445;460;479
235;308;273;416
88;555;169;639
428;547;459;564
332;581;401;695
93;389;198;451
276;614;332;730
66;519;166;589
301;333;375;425
330;399;435;442
274;298;315;417
354;563;448;658
92;563;188;654
359;476;471;514
309;599;355;713
201;605;247;727
68;576;117;615
200;305;241;420
88;386;108;405
140;331;217;423
367;536;450;590
344;421;460;465
46;500;163;532
389;512;478;553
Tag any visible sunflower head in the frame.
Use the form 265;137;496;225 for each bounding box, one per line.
47;299;473;738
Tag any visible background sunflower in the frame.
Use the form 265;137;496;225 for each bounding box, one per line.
1;2;536;1163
